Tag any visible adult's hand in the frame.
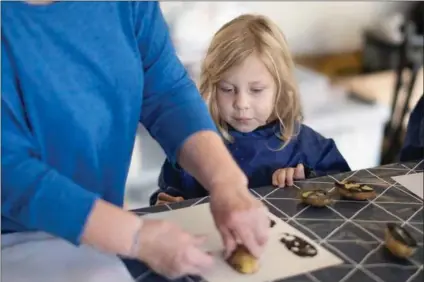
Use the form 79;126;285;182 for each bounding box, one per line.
137;219;214;279
176;131;270;259
209;183;270;259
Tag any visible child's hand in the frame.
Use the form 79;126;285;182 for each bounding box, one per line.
272;164;305;188
155;192;185;206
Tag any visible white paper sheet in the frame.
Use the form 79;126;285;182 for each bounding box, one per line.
142;203;343;282
392;172;424;199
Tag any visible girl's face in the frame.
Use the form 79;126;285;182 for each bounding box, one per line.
216;54;276;133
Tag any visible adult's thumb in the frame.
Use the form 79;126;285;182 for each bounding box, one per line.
193;235;208;246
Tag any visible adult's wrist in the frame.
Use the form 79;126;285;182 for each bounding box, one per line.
80;199;143;259
208;168;249;196
128;218;145;259
178;130;248;195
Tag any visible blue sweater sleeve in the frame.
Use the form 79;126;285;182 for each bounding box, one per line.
134;2;217;164
1;42;98;244
150;159;208;206
149;160;185;206
300;125;351;177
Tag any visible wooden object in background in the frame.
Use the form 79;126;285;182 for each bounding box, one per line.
332;68;423;110
294;51;363;78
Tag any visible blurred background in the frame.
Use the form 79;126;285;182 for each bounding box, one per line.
125;1;423;209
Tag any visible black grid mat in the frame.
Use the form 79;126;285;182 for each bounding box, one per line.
122;160;424;282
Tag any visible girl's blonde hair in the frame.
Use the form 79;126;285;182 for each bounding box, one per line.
199;14;302;147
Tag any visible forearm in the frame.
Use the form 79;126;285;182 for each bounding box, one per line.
177;130;248;193
2;154;140;259
81;199;141;258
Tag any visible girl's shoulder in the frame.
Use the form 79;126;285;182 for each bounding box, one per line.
293;123;328;141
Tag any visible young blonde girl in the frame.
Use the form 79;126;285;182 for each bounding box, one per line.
150;14;350;205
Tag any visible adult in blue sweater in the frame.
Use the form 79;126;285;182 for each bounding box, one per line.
151;14;351;206
1;1;269;279
400;94;424;162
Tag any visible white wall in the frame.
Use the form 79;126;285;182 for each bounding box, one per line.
161;1;413;56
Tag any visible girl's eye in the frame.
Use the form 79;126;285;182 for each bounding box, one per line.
251;88;263;94
219;87;234;93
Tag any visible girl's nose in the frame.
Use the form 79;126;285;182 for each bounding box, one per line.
234;94;249;110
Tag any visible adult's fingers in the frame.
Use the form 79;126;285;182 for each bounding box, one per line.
295;163;305;179
175;236;214;277
218;226;237;258
254;207;270;246
182;248;214;277
192;234;210;252
186;245;215;269
234;209;269;258
182;261;213;277
286;168;295;186
192;234;208;244
236;225;259;257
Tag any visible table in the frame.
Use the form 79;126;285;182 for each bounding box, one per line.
122;160;423;282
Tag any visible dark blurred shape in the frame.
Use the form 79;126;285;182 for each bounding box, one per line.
410;2;424;36
380;3;424;164
362;31;401;73
399;93;424;162
362;3;423;73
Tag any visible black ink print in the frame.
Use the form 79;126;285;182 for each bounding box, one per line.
387;223;417;247
279;233;317;257
384;223;417;259
270;218;276;228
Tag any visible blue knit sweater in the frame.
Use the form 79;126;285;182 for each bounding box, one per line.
1;1;217;244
